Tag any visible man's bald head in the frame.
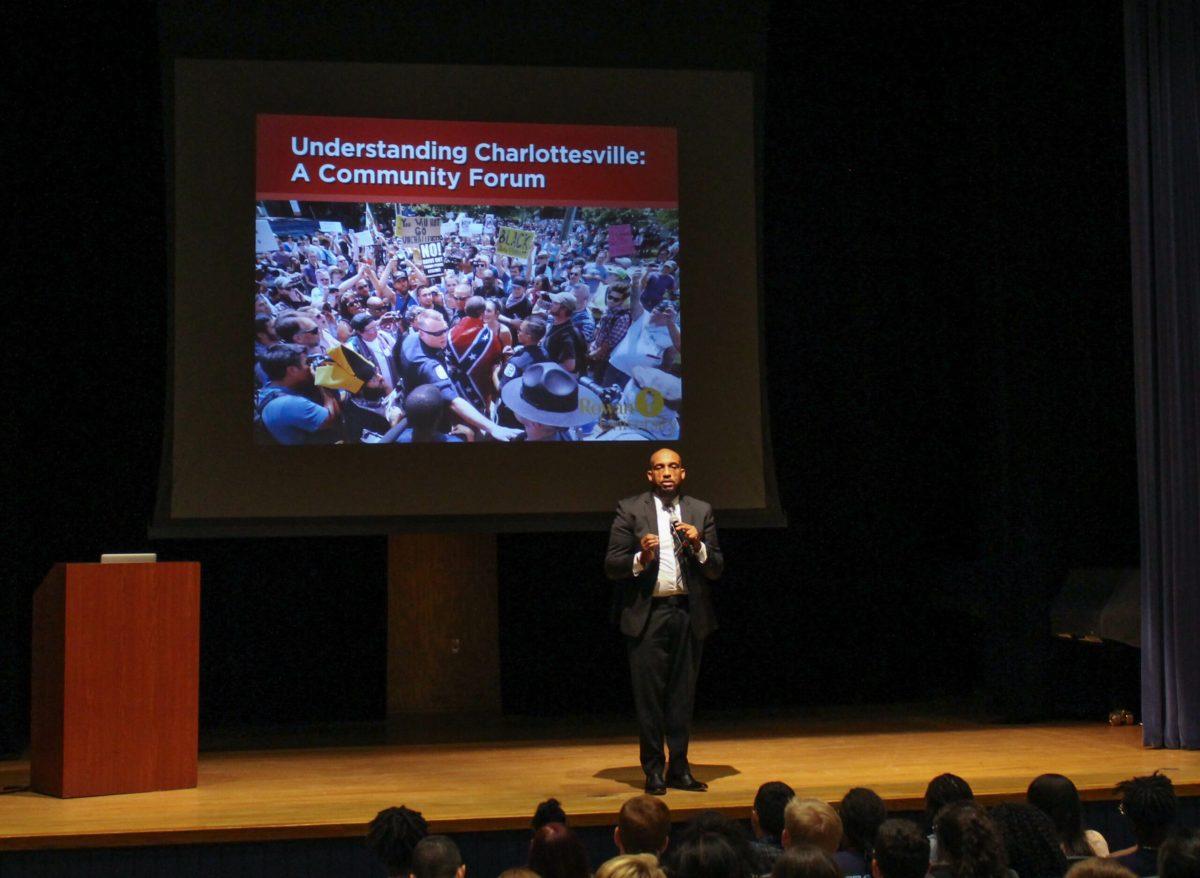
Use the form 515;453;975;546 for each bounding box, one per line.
646;448;685;497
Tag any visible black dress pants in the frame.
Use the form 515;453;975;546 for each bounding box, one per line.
627;598;705;777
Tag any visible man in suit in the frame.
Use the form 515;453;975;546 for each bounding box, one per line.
605;447;724;795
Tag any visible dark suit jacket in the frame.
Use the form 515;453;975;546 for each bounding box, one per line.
604;492;724;640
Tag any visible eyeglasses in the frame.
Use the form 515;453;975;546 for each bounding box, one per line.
607;291;629;300
419;326;449;337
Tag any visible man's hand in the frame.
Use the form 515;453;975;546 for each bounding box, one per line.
674;522;702;551
486;424;523;442
640;533;660;564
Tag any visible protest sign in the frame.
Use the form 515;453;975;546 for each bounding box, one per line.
417;241;445;279
255;219;279;253
496;226;536;260
607;224;635;258
441;221;458;237
318;221;344;233
395;215;443;244
467;222;485;237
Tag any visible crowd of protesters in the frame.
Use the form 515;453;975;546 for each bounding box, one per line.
254;208;682;444
365;771;1199;878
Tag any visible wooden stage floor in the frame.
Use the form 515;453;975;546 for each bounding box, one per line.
3;710;1199;851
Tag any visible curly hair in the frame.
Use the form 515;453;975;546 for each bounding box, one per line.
1115;771;1177;845
934;801;1007;878
366;806;429;876
988;803;1069;878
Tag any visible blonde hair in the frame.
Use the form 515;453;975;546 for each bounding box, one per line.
784;797;844;854
595;853;665;878
497;870;539;878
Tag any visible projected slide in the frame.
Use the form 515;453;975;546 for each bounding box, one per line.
255;114;681;445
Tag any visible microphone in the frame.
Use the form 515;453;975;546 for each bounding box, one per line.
668;506;694;559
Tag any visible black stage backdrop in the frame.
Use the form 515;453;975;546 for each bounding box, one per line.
3;1;1138;754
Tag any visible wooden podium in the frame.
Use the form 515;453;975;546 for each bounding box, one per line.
30;562;201;798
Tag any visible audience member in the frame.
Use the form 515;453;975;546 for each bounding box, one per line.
595;853;667;878
497;870;538;878
410;835;465;878
1158;828;1200;878
1112;772;1178;877
528;822;590;878
668;811;755;876
366;806;428;878
533;797;568;831
1026;773;1109;857
771;843;843;878
987;803;1068;878
1064;860;1137;878
873;818;931;878
752;781;797;874
615;794;670;856
933;801;1007;878
837;787;888;878
926;774;975;864
785;798;844;855
670;830;750;878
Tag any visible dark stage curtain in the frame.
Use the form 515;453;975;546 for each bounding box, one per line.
1126;0;1200;749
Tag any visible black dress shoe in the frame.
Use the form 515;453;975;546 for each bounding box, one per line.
666;772;708;792
645;773;667;795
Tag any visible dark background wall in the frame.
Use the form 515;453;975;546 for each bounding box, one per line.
2;1;1138;754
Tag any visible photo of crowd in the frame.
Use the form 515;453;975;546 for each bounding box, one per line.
254;203;682;444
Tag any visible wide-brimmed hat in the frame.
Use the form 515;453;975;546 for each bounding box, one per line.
501;362;600;428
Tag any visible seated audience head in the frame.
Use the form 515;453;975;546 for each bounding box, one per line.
770;843;842;878
840;787;888;857
671;810;753;874
1158;828;1200;878
988;802;1068;878
497;870;539;878
784;798;844;855
671;830;749;878
753;781;796;841
616;794;671;855
1065;860;1138;878
934;801;1007;878
528;822;590;878
366;806;429;878
410;835;464;878
872;818;930;878
1026;773;1093;857
925;774;974;829
595;853;668;878
533;797;568;831
1115;771;1177;848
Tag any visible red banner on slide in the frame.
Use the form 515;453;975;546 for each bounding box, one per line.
256;114;678;208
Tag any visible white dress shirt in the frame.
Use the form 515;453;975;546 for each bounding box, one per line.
632;495;709;596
